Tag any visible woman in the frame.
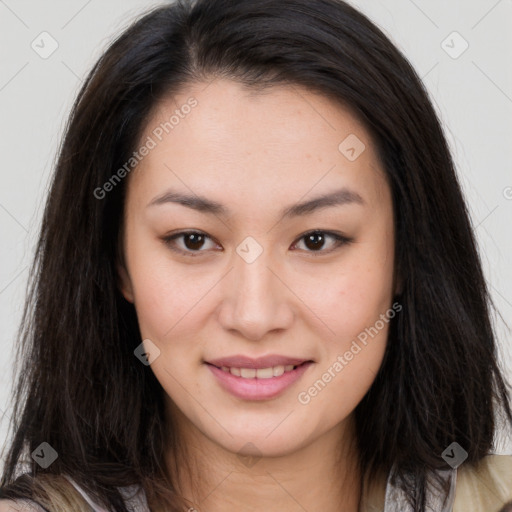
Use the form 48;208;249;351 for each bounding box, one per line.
1;0;511;510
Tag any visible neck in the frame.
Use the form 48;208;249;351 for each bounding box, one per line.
166;410;362;512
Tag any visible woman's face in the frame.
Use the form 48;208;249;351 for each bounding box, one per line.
120;78;397;458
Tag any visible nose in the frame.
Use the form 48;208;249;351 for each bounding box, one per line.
217;247;295;341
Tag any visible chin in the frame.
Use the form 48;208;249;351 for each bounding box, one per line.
207;421;311;459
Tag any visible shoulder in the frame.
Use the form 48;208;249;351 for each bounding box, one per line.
0;473;148;512
453;454;512;512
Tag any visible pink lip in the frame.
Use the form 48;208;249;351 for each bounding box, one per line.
205;360;314;401
206;354;310;369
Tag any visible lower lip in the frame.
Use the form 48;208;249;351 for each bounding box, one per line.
206;362;314;401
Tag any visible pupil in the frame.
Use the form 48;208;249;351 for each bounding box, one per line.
305;232;324;251
185;233;204;250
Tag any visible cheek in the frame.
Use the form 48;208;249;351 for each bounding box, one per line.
306;239;394;413
305;255;395;344
305;338;387;429
298;282;392;423
125;238;211;341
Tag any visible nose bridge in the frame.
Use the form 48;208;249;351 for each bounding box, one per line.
236;247;274;294
234;240;279;310
218;237;293;340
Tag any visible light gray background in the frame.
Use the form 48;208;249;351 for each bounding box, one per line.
1;0;511;469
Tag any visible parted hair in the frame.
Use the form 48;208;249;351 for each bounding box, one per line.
1;0;511;511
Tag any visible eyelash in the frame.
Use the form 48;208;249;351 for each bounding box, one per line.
161;230;353;258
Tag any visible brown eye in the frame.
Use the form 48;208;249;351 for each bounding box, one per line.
163;231;218;256
304;232;327;251
163;229;352;258
181;232;207;251
292;231;352;254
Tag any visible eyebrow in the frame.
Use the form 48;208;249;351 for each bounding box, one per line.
147;187;365;219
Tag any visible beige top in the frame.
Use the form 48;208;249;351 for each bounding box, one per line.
362;454;512;511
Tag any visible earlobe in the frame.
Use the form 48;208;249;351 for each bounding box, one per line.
117;264;134;303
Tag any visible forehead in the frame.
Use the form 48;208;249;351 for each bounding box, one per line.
128;78;388;211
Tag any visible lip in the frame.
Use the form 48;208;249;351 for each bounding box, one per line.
205;359;314;401
206;354;311;369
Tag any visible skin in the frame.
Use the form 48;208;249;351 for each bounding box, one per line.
119;78;397;512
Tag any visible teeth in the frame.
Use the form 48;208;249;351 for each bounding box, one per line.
220;364;300;379
240;368;256;378
256;367;273;379
273;365;285;377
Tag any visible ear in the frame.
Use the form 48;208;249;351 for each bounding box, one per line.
117;263;134;303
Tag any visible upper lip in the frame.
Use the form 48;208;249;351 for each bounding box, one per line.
206;355;312;369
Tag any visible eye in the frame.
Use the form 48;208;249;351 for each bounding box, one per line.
291;230;352;254
162;231;219;257
162;229;352;257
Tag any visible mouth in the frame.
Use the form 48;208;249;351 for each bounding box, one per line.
206;360;312;379
204;358;315;401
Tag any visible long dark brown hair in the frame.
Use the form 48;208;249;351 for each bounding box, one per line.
1;0;511;510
